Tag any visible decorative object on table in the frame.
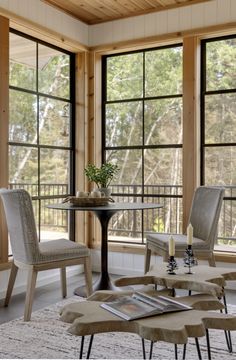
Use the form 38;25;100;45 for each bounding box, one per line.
90;190;105;198
62;195;114;206
84;162;119;197
184;224;198;274
167;235;178;275
76;191;90;198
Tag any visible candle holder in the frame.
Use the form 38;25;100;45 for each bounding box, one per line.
183;245;198;274
167;255;178;275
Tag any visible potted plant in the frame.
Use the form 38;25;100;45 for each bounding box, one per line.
84;162;119;197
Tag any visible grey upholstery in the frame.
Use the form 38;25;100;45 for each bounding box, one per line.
145;186;225;272
0;188;92;321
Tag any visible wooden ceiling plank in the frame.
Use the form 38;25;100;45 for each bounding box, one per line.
43;0;97;23
102;0;129;16
144;0;165;9
114;0;144;12
82;0;123;18
126;0;150;11
77;0;115;21
42;0;213;25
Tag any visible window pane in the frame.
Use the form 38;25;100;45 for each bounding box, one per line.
9;146;38;193
38;44;70;99
144;98;182;145
106;150;142;186
9;89;37;144
108;201;143;243
106;53;143;101
106;101;142;147
10;33;36;91
216;199;236;251
39;98;70;147
40;149;69;194
143;196;183;234
145;46;182;97
206;38;236;91
144;149;182;189
40;199;69;242
205;146;236;185
205;93;236;144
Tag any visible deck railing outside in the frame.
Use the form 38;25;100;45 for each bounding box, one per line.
9;183;236;247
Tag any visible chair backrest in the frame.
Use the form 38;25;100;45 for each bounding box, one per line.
0;188;40;264
188;186;225;248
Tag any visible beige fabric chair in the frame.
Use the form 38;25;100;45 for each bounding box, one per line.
0;188;92;321
145;186;225;273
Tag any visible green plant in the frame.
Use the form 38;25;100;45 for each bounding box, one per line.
84;162;119;188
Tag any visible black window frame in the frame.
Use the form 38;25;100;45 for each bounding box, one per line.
200;33;236;248
102;43;183;244
9;28;76;242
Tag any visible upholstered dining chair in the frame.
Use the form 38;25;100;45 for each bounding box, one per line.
0;188;93;321
144;186;225;273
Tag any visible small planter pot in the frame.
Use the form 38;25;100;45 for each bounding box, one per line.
98;187;112;197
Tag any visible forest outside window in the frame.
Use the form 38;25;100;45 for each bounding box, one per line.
102;44;183;244
201;34;236;252
8;30;75;255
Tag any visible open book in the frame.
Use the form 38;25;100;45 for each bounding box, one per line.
100;292;192;321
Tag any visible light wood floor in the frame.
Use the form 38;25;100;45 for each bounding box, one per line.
0;273;235;324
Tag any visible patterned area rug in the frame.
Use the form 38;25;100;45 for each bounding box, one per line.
0;296;236;359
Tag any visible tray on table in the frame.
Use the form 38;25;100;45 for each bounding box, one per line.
62;196;114;206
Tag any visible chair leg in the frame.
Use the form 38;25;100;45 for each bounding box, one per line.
84;256;93;296
60;267;67;298
208;254;216;267
24;267;38;321
4;262;18;307
144;246;152;274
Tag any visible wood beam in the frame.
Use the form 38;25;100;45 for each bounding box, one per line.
182;36;200;231
0;15;9;263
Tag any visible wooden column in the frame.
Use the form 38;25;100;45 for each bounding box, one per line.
87;51;102;248
75;51;89;246
0;15;9;263
182;36;200;231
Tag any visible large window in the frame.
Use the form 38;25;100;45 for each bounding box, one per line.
201;34;236;251
102;44;183;243
9;30;75;247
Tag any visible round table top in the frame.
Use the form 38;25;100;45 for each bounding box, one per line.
47;201;162;212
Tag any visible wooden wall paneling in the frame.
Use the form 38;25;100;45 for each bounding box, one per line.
182;36;200;232
0;15;9;263
90;22;236;53
75;51;89;246
0;5;88;52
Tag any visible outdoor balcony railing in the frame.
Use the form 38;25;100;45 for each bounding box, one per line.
9;183;236;248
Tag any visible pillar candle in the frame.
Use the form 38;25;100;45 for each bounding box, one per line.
169;236;175;256
187;223;193;245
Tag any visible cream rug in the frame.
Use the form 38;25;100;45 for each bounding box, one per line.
0;297;236;359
